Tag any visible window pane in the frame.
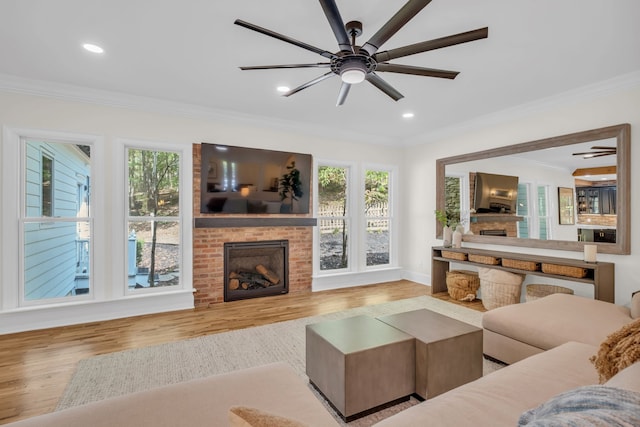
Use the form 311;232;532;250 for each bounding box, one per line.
365;170;389;210
517;183;530;238
128;221;180;289
318;166;347;215
366;219;389;266
41;155;53;217
24;221;91;300
128;149;180;217
25;141;90;218
444;176;461;225
23;140;92;303
319;219;349;271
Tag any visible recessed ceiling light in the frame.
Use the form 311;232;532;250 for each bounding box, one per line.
402;112;415;119
276;86;290;93
82;43;104;54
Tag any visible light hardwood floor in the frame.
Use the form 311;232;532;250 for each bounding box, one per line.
0;280;444;425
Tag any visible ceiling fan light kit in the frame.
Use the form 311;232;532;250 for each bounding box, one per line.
235;0;488;105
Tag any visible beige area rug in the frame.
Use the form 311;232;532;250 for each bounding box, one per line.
57;296;503;426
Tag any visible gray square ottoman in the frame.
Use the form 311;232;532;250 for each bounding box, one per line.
305;315;415;421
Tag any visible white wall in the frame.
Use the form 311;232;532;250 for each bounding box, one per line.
402;84;640;305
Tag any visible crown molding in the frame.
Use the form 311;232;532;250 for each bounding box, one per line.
0;73;394;146
402;70;640;146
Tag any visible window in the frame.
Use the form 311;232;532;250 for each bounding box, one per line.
317;165;350;271
537;185;550;240
126;148;181;290
22;140;92;302
364;169;390;267
517;182;550;240
517;183;530;238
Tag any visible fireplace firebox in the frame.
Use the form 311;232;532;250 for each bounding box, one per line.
224;240;289;302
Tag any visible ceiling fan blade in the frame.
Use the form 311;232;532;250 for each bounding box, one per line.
375;63;459;79
336;82;351;106
366;73;404;101
587;153;616;158
573;150;617;156
374;27;489;62
234;19;337;60
319;0;353;53
590;146;616;150
240;63;331;70
360;0;432;56
283;71;336;97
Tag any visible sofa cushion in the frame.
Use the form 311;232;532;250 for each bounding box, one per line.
6;362;340;427
228;406;308;427
517;385;640;426
605;362;640;393
482;294;632;350
373;341;599;427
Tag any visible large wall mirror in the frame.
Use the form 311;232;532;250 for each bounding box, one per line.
436;124;630;254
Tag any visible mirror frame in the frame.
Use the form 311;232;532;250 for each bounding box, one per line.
436;123;631;255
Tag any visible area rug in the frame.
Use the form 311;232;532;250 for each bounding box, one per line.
57;296;502;426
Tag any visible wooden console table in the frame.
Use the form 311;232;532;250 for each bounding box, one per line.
432;246;614;303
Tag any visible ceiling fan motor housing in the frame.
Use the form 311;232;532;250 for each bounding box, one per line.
332;55;376;83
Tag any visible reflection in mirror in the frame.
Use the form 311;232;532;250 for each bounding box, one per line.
435;124;630;255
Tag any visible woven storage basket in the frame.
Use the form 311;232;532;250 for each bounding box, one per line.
468;253;501;265
445;270;480;301
541;263;588;278
526;284;574;302
502;258;541;271
441;250;468;261
478;267;524;310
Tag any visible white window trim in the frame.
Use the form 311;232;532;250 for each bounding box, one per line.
117;138;192;297
2;126;105;310
313;160;400;288
1;128;194;333
314;160;356;275
361;163;399;271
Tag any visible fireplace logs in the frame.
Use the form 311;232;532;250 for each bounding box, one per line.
229;267;279;290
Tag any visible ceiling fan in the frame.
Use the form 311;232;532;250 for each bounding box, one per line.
572;146;617;159
234;0;488;106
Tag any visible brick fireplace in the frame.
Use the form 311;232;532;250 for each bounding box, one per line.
192;144;314;308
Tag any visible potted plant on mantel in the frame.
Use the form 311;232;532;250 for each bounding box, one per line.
279;161;303;213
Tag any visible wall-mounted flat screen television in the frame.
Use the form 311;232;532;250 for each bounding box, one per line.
200;143;312;214
473;172;519;214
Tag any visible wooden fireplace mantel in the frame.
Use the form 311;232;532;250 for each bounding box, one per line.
195;217;317;228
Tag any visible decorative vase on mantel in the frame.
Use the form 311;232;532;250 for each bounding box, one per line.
443;225;453;248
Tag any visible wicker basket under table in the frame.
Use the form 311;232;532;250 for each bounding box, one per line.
445;270;480;301
441;250;468;261
526;284;574;302
541;263;588;278
468;253;501;265
502;258;540;271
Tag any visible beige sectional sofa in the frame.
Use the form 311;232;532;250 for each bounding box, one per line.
376;342;640;426
6;362;341;427
6;294;640;427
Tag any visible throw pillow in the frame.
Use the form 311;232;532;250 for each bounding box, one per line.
228;406;308;427
518;385;640;426
590;318;640;383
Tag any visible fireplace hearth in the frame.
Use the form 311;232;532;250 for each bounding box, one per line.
224;240;289;302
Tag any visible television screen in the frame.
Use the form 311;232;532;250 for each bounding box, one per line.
473;172;519;214
200;143;312;214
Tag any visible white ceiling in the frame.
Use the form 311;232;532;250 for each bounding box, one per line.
1;0;639;146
